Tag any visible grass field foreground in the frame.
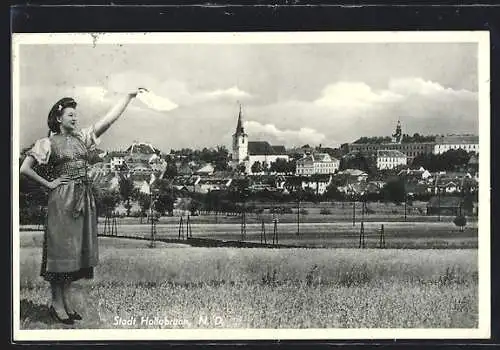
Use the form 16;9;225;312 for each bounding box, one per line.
19;236;478;329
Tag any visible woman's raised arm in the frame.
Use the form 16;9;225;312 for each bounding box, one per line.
93;90;139;138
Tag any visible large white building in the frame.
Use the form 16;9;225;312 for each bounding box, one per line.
433;134;479;154
232;106;289;174
296;153;340;175
376;149;408;170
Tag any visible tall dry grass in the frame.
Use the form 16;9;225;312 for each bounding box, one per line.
19;237;478;329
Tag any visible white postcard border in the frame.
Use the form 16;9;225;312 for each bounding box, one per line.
12;31;491;341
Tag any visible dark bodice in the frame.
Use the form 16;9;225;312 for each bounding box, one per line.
49;134;91;180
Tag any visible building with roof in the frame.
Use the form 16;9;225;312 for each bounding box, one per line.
295;153;340;175
171;175;201;192
376;149;408;170
349;141;435;159
196;178;233;194
231;105;289;174
126;141;160;155
336;169;369;183
246;141;290;172
195;163;215;176
397;167;432;180
433;134;479;154
429;171;477;195
348;120;435;161
110;156;125;171
89;169;120;192
300;174;333;195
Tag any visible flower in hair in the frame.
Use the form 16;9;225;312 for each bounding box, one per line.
57;104;63;112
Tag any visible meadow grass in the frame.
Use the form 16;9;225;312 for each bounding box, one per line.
19;236;478;329
80;220;480;249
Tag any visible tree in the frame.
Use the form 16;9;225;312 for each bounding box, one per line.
412;149;471;172
87;149;104;165
310;174;323;197
19;177;49;225
203;190;215;214
214;145;230;171
453;215;467;232
235;177;251;202
236;163;246;174
401;133;436;143
189;200;201;216
163;162;178;179
340;153;377;176
136;192;151;222
251;161;263;174
324;184;344;201
262;161;270;174
382;178;406;204
270;158;296;175
94;189;120;218
153;179;176;216
19;156;51;225
155;193;175;216
118;176;136;216
353;136;391;144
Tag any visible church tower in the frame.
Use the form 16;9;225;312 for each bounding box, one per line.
392;119;402;144
232;104;248;163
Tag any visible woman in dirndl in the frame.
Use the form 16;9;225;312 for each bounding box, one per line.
20;90;140;324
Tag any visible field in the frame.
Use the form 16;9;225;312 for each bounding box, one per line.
95;216;478;249
19;232;478;329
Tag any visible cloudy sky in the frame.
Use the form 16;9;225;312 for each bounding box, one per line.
17;41;478;152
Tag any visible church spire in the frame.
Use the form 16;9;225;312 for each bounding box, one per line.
235;103;245;135
392;118;402;144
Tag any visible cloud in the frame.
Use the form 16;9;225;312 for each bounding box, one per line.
18;75;478;152
314;82;403;110
105;71;253;108
203;86;252;99
388;77;476;97
79;86;109;102
313;78;475;113
246;77;478;147
245;121;326;147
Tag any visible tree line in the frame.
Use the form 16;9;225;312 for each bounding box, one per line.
353;133;437;144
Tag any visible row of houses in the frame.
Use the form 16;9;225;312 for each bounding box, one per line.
162;167;477;197
348;121;479;159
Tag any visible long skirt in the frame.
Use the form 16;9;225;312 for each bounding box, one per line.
40;180;99;282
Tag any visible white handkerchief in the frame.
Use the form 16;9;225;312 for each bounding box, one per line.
137;89;178;112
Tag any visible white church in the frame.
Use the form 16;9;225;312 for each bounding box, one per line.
231;106;289;174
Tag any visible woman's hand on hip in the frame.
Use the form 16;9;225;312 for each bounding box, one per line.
48;176;70;190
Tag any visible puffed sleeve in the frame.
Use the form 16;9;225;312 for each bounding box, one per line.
26;138;51;165
77;125;101;150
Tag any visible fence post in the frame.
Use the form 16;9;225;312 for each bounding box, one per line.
240;209;246;241
359;221;365;248
379;224;385;248
274;220;277;245
187;215;192;238
178;216;184;239
112;213;117;236
261;220;266;244
352;200;356;227
102;214;108;236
